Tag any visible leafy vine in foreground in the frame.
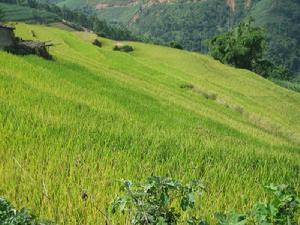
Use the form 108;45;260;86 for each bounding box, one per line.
111;177;300;225
0;197;53;225
1;178;299;225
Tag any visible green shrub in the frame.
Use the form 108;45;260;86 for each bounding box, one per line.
0;197;53;225
209;17;294;80
113;44;134;52
270;65;291;80
180;84;194;89
92;39;102;47
111;176;206;224
209;18;265;72
111;177;300;225
251;184;300;224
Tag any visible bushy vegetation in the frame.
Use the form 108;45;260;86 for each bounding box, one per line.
0;24;300;224
0;197;52;225
1;179;299;225
209;18;265;72
111;177;205;224
92;39;102;47
209;18;292;80
111;177;300;225
113;44;134;52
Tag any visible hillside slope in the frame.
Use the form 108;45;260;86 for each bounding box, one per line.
0;2;58;23
0;24;300;224
78;0;300;74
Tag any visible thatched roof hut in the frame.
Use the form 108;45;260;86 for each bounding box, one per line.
0;24;53;60
8;40;53;60
0;24;16;49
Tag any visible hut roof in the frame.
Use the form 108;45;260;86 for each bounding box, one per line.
19;40;46;48
0;24;15;30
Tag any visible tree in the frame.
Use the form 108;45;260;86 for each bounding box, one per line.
208;17;294;80
209;17;266;71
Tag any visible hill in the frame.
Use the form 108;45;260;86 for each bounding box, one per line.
0;2;58;23
0;0;137;41
0;23;300;224
49;0;300;75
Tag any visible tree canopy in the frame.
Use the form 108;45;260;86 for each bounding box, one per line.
209;18;265;71
209;18;293;80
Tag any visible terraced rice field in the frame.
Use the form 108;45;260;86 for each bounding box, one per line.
0;23;299;224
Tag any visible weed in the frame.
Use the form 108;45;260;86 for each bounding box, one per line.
180;84;194;89
113;44;134;52
92;39;102;47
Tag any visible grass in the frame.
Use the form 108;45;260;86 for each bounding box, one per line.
0;23;300;224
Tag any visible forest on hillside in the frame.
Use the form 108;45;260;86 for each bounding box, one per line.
127;0;300;77
0;0;136;40
78;0;296;79
1;0;299;78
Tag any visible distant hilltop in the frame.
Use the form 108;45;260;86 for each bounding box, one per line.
95;0;202;10
95;0;253;11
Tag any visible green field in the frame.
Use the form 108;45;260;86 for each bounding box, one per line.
0;24;299;224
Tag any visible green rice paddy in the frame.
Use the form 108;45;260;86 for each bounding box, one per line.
0;23;299;224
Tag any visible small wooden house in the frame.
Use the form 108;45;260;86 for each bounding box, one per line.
0;24;16;49
18;41;52;60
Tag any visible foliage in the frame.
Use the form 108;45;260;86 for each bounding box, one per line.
111;176;206;224
215;213;247;225
209;18;293;80
92;39;102;47
112;178;300;225
250;184;300;225
113;44;134;52
216;184;300;225
0;197;53;225
209;18;266;71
